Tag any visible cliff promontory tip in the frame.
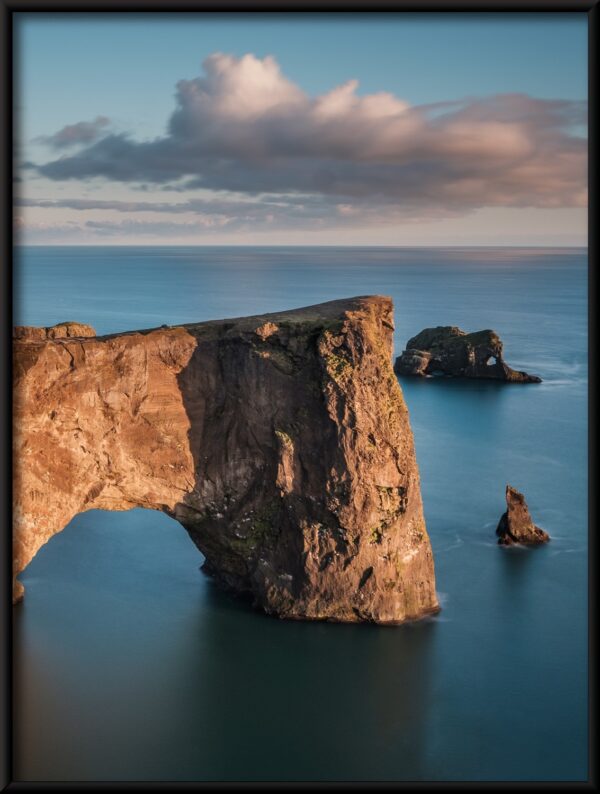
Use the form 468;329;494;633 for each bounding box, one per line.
496;485;550;545
394;326;541;382
13;297;439;624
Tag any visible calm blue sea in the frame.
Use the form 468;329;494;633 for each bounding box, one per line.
13;246;588;782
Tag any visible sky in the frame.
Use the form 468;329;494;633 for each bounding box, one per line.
14;13;588;246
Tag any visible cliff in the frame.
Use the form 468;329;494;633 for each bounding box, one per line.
13;296;439;624
394;326;541;382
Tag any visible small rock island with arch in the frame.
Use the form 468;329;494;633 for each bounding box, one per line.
394;326;542;382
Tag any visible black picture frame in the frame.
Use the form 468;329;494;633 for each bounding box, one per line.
1;2;596;789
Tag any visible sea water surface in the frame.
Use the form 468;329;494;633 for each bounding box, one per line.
13;247;588;782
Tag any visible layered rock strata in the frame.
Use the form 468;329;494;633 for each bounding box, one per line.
394;326;541;382
13;296;439;624
496;485;550;545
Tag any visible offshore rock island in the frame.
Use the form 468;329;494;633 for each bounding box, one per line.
496;485;550;546
13;296;439;624
394;326;542;382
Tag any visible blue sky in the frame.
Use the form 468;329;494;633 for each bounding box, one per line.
14;13;588;245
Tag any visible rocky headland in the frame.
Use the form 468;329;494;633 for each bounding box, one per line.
496;485;550;545
394;326;542;382
13;296;439;624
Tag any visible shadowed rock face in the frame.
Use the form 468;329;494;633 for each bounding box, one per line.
13;296;439;624
496;485;550;545
394;326;541;383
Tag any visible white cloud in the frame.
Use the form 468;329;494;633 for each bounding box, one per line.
20;53;587;240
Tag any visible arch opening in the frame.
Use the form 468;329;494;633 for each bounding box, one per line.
16;507;205;600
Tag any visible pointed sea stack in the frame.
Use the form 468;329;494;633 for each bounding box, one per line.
496;485;550;545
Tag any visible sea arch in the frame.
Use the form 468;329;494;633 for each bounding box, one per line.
13;297;439;624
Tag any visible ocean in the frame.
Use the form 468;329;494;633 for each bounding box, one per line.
12;246;588;782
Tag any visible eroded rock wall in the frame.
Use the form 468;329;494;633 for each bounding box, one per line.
13;296;439;624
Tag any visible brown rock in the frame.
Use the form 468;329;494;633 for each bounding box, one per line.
254;321;279;341
13;296;439;624
496;485;550;545
394;326;541;383
14;321;96;340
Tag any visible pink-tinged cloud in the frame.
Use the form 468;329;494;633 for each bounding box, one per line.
31;53;586;217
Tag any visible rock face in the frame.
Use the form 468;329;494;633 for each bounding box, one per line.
394;326;542;383
13;296;439;624
13;321;96;341
496;485;550;545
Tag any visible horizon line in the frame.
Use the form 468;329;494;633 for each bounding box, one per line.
12;243;588;250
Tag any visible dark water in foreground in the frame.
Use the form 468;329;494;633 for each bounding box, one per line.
13;247;588;781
